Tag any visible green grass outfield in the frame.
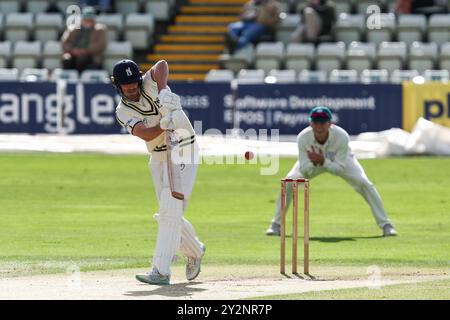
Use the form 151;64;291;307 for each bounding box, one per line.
254;278;450;300
0;153;449;298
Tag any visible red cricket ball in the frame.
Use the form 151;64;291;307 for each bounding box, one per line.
245;151;254;160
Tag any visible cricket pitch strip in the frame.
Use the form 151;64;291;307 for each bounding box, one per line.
0;265;448;300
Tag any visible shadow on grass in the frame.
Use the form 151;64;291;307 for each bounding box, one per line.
123;281;206;298
281;272;331;281
310;236;383;243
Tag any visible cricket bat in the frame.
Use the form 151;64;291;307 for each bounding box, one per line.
166;127;184;200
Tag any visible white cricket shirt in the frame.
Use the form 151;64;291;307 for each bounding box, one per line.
115;71;196;159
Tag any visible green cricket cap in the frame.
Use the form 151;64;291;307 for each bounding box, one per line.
308;106;333;122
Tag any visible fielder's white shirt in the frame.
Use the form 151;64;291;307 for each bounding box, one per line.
297;124;352;177
115;71;196;160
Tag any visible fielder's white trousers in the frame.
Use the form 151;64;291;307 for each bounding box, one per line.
272;156;392;229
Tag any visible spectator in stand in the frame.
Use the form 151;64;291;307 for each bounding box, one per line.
61;6;108;72
227;0;281;53
290;0;336;43
394;0;448;15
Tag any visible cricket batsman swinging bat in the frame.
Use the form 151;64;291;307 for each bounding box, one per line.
166;126;184;200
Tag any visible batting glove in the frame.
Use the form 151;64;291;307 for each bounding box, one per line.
157;88;182;113
160;114;174;130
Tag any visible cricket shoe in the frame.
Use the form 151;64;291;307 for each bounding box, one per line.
265;222;281;236
136;267;170;285
186;244;206;281
383;224;398;237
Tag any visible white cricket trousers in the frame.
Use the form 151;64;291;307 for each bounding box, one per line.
149;144;204;276
272;156;392;229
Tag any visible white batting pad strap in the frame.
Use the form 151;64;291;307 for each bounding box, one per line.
179;217;203;258
152;188;183;276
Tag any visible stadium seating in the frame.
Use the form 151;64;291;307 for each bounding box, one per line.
5;13;34;42
0;0;21;14
408;42;438;73
428;14;450;45
20;68;49;81
0;0;448;84
277;0;291;13
35;13;63;43
377;41;407;70
116;0;141;15
298;70;327;83
124;13;155;49
390;69;420;83
236;69;265;84
316;42;346;72
267;69;297;83
328;69;359;83
42;40;62;70
104;41;133;73
0;67;19;81
346;41;376;72
0;14;4;42
56;1;75;13
439;42;450;72
397;14;427;45
285;43;315;72
356;0;384;15
276;14;301;44
12;41;41;70
335;13;365;45
51;68;79;82
205;69;234;82
26;0;49;14
333;0;353;15
219;44;255;74
360;69;389;83
144;0;173;21
255;41;284;73
423;69;449;82
0;42;12;68
80;70;110;83
366;13;396;46
96;14;124;42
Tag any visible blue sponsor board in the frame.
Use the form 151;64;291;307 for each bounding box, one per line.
0;82;121;134
170;82;231;133
1;82;402;135
0;82;231;134
234;83;403;135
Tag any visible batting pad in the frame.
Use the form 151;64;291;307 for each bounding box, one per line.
179;218;204;258
153;215;203;259
152;187;183;276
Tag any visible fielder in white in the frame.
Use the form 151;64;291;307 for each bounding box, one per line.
112;59;205;285
266;106;398;237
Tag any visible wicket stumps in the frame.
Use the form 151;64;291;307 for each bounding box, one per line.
280;178;310;275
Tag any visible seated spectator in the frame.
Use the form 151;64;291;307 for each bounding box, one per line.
61;6;108;72
394;0;448;15
227;0;281;53
290;0;336;43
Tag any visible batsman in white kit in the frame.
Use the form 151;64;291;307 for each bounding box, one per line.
266;106;398;238
112;59;205;285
